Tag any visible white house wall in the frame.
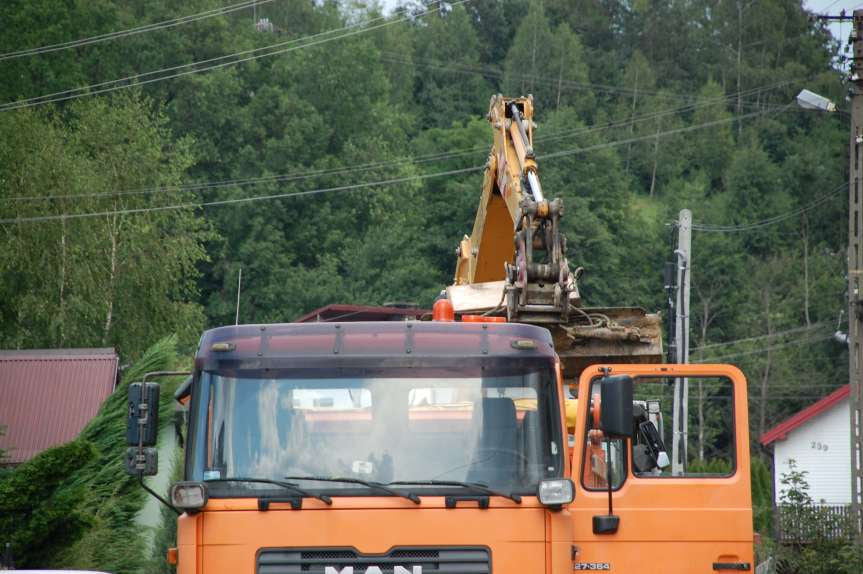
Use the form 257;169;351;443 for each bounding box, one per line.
773;398;850;505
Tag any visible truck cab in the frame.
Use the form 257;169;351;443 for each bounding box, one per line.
174;320;569;573
130;319;753;573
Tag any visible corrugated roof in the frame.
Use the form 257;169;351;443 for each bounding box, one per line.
0;348;119;464
293;304;430;323
760;384;850;446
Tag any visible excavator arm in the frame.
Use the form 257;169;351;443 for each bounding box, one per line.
454;95;577;323
448;95;663;377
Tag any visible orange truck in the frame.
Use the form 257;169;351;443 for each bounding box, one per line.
127;319;753;573
125;96;754;572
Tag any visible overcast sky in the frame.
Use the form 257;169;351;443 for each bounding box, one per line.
806;0;862;53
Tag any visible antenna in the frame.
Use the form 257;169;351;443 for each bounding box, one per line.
235;267;243;325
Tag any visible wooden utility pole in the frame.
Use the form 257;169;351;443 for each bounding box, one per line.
848;10;863;542
672;209;692;476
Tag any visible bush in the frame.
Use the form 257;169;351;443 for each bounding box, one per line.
770;459;863;574
0;440;97;564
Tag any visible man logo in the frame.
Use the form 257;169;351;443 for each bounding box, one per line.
324;567;421;574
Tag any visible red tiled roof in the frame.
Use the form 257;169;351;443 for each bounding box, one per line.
293;304;430;323
760;384;850;446
0;348;119;464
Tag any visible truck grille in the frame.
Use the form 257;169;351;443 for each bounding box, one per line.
257;547;491;574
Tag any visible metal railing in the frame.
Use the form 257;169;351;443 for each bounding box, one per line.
775;504;859;542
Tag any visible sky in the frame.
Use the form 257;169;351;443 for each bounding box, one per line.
806;0;863;55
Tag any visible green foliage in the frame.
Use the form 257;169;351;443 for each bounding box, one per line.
0;440;97;564
750;456;773;534
0;336;181;571
0;93;208;358
772;460;863;574
687;457;733;475
148;447;183;574
413;5;491;128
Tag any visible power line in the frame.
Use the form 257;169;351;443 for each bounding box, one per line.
539;103;791;161
1;147;482;203
384;52;807;106
691;183;845;232
0;0;464;112
0;53;805;204
692;323;829;351
0;0;273;61
0;99;788;223
2;79;795;204
693;333;837;362
0;165;485;224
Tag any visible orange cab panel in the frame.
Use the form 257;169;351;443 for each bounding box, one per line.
178;500;550;573
570;364;754;574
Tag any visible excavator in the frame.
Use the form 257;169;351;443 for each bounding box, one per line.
447;94;663;376
125;95;755;573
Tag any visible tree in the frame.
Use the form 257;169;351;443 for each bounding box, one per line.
547;24;594;116
502;2;553;103
688;79;735;187
0;93;208;357
412;5;491;129
616;50;657;174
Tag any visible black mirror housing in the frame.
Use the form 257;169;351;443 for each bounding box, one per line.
127;382;160;446
125;447;158;476
599;375;634;438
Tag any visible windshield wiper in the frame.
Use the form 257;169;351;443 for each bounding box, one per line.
206;477;332;505
388;480;522;504
284;475;420;504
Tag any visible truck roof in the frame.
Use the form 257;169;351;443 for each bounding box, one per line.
195;321;555;370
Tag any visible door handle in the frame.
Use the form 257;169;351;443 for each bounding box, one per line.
712;563;751;571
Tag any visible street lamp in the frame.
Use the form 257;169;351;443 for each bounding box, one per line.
796;88;837;112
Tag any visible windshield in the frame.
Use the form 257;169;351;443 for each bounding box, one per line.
189;362;562;496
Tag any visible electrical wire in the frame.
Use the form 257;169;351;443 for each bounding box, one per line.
0;99;791;223
1;71;803;204
691;183;845;232
0;0;466;113
0;165;484;224
0;0;274;61
691;323;829;351
692;333;837;363
539;103;791;162
385;52;804;107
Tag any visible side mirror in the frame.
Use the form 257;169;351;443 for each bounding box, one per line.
599;375;633;438
127;382;160;446
125;382;160;477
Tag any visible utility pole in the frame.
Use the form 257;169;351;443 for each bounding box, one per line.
848;9;863;542
671;209;692;476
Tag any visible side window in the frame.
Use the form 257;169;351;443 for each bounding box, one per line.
581;381;626;491
632;376;735;478
581;375;736;488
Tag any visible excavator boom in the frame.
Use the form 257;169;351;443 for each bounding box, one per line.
450;94;663;376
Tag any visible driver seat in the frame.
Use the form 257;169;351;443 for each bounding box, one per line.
466;397;519;487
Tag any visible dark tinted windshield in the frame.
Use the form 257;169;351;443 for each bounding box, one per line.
189;363;562;495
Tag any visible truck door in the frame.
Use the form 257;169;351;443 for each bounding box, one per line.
570;364;754;574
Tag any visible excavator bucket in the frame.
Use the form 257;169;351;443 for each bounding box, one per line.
447;281;663;378
550;306;663;377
